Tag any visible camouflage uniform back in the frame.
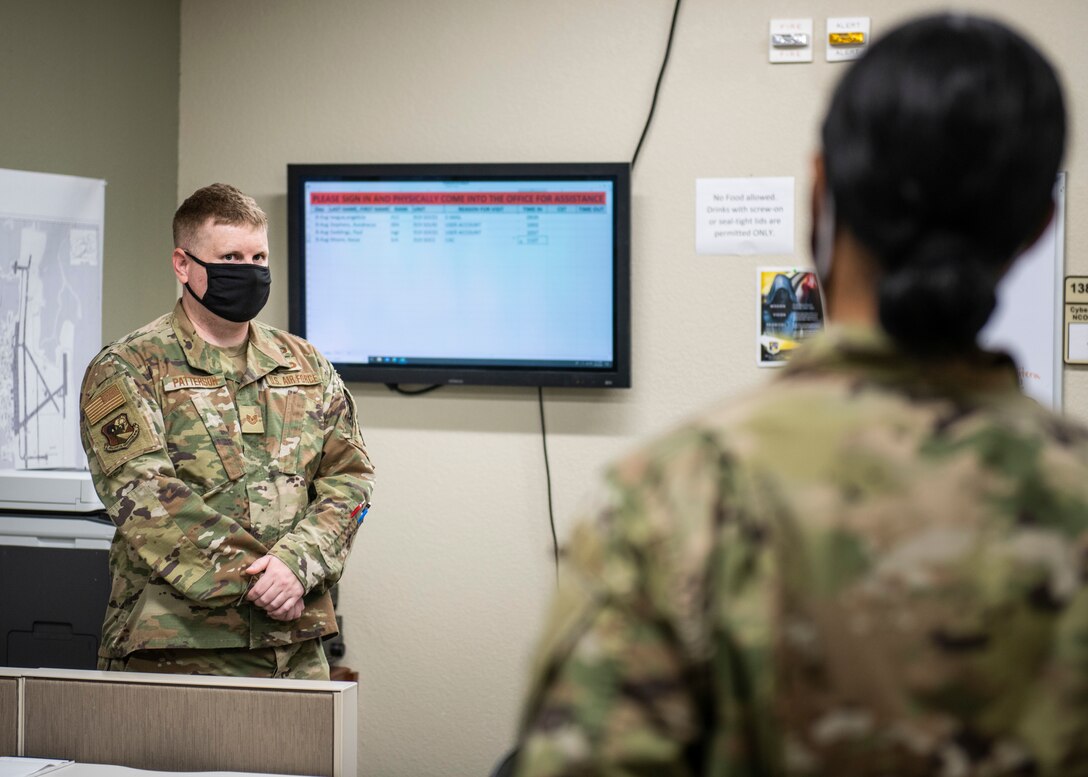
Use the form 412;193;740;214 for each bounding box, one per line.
80;302;374;677
516;326;1088;776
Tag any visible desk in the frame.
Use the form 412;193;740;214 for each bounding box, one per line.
0;669;356;776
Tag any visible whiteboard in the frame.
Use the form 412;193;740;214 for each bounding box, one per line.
979;173;1065;410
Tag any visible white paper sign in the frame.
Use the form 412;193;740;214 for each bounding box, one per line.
1067;323;1088;362
696;177;794;255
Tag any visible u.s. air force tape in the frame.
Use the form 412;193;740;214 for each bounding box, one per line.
266;372;320;387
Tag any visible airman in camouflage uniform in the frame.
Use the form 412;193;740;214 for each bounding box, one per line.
514;15;1083;776
80;184;374;679
516;327;1088;776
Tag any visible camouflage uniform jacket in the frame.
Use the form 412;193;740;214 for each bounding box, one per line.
80;301;375;658
516;326;1088;777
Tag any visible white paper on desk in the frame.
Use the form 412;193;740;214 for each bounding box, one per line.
31;764;314;777
0;757;74;777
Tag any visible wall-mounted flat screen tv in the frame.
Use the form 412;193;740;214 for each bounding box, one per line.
287;163;630;388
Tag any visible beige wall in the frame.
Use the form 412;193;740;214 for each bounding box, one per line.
176;2;1088;775
0;0;180;343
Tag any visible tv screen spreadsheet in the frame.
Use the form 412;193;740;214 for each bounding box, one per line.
302;179;616;369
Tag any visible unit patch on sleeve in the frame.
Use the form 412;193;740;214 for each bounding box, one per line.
101;412;141;451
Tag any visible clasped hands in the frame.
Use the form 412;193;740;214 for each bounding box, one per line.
245;555;305;621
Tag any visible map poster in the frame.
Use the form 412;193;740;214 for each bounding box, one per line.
0;168;105;470
758;267;824;366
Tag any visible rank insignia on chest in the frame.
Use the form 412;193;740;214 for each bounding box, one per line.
239;405;265;434
101;413;140;451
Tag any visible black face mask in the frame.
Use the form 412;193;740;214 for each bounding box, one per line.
183;250;271;323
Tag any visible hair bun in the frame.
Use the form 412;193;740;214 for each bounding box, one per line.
821;14;1065;356
877;232;998;355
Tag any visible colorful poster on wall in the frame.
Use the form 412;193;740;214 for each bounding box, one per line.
758;267;823;366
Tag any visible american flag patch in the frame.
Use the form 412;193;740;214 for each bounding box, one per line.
84;382;126;424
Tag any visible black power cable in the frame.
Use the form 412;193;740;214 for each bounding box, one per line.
632;0;683;169
538;386;559;583
386;383;443;396
539;0;685;581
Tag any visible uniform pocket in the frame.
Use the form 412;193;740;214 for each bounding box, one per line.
264;372;323;476
276;387;324;476
162;377;244;493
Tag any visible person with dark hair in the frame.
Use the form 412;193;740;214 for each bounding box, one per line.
514;15;1086;776
79;184;375;679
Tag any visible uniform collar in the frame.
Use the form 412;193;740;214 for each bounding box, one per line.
781;324;1022;399
170;300;293;381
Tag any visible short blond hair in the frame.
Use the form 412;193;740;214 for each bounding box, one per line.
172;183;268;248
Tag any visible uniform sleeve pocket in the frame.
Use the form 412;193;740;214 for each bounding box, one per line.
83;379;163;476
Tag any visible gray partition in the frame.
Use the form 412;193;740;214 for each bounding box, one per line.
0;675;17;756
8;669;356;775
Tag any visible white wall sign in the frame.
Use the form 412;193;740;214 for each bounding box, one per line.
696;177;794;255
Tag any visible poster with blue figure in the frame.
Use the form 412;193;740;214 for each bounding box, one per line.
759;267;823;366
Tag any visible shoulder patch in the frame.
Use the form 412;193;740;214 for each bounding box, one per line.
266;372;321;387
163;375;226;392
84;382;126;425
81;373;163;476
101;412;142;451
